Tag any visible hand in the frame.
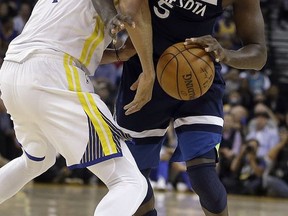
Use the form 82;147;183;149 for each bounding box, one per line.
184;35;227;63
279;129;288;146
108;13;135;44
124;72;155;115
246;152;256;163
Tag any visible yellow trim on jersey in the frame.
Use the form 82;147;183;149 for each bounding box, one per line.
64;54;75;91
86;93;117;153
63;54;117;155
79;16;104;67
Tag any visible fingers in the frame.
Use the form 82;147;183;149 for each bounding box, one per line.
184;36;224;62
123;101;141;115
130;79;139;91
109;14;135;44
124;79;141;115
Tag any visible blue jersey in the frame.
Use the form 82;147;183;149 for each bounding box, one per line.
116;0;226;169
150;0;223;58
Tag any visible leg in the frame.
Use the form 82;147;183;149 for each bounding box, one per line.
125;141;164;216
0;147;56;204
186;149;228;216
87;142;148;216
134;169;157;216
265;175;288;198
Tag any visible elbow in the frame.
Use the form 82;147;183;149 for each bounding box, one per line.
254;45;268;71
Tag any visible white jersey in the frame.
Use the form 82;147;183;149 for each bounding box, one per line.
5;0;111;75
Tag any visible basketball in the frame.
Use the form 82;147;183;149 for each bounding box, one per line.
156;42;215;100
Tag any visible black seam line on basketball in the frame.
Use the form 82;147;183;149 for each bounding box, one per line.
176;53;183;100
172;45;188;100
186;49;215;93
180;50;202;95
159;52;178;86
186;49;214;73
175;47;202;96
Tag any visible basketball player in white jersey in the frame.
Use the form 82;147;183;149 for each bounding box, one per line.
0;0;155;215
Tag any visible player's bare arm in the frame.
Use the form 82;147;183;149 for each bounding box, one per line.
91;0;134;43
101;37;136;64
185;0;267;70
120;0;155;115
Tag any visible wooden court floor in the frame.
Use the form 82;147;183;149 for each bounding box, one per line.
1;183;288;216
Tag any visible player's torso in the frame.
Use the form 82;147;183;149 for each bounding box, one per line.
5;0;111;75
149;0;223;57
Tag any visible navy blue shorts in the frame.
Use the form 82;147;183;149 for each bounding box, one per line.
115;56;225;170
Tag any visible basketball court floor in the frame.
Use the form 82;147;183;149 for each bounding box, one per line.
0;183;288;216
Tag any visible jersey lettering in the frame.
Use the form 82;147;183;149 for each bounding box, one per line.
154;0;174;19
153;0;208;19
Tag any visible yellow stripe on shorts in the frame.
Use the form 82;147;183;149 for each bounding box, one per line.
63;54;117;156
79;16;104;67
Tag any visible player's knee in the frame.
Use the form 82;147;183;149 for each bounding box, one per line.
186;162;227;214
22;153;55;176
134;173;156;216
138;172;149;202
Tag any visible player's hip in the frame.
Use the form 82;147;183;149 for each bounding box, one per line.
116;80;224;136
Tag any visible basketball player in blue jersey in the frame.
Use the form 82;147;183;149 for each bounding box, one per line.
113;0;267;215
0;0;155;215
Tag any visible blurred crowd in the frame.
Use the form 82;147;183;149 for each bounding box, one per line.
1;0;288;198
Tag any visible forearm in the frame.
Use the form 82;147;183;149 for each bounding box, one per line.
100;48;136;64
268;142;285;161
222;44;267;71
101;37;136;64
124;0;155;77
118;0;144;18
230;156;242;172
250;160;264;177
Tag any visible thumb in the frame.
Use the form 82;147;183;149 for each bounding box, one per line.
130;78;139;91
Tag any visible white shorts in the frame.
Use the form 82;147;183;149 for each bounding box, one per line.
0;51;129;168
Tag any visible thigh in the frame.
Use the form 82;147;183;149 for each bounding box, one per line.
38;60;126;168
172;83;225;162
126;139;164;170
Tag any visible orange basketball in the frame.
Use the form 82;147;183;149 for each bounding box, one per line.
156;42;215;100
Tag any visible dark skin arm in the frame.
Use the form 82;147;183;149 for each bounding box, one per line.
185;0;267;70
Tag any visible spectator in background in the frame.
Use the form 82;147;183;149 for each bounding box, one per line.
263;126;288;198
226;90;242;107
230;139;266;195
249;103;279;130
0;15;18;59
230;105;249;135
265;85;288;125
92;77;117;113
222;69;241;98
246;110;279;157
278;0;288;29
0;98;21;167
0;1;9;19
214;7;241;51
13;2;31;34
219;113;242;186
240;69;271;96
